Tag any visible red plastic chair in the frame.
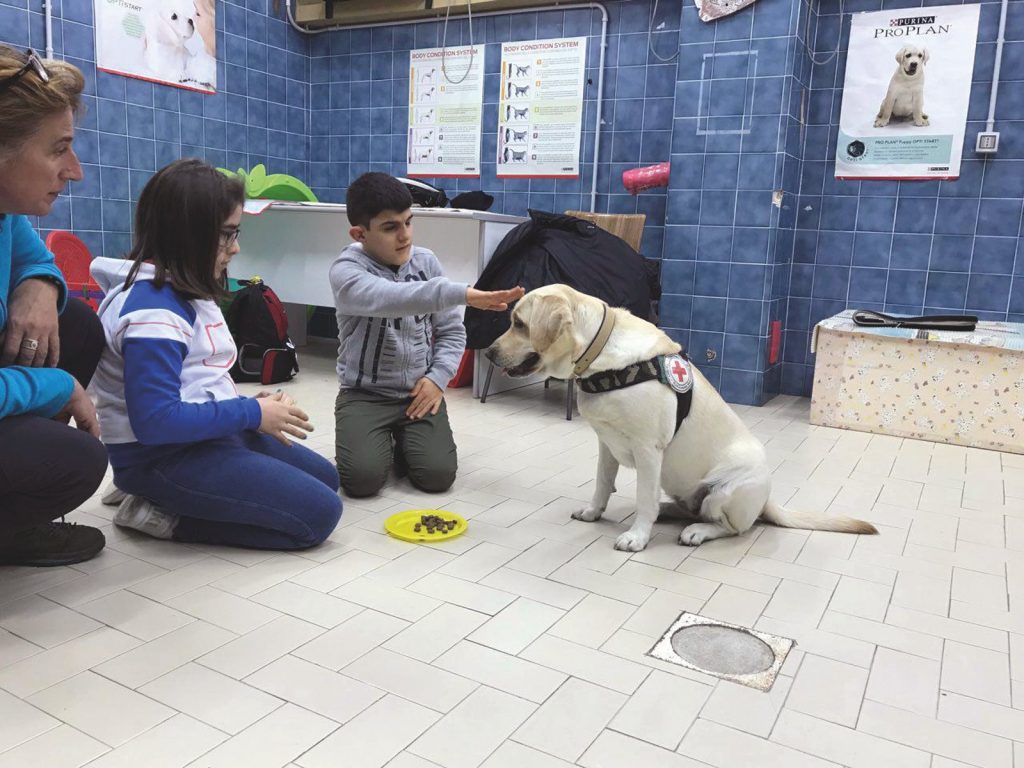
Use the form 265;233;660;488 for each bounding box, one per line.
45;230;103;311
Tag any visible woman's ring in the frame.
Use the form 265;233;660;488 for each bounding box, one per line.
21;338;39;351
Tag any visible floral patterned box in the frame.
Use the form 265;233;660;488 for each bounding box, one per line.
809;311;1024;454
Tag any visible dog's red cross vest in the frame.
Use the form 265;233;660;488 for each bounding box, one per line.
577;353;694;433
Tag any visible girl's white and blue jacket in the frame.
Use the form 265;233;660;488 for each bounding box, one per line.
90;257;261;469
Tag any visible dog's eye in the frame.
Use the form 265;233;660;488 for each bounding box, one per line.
512;316;525;330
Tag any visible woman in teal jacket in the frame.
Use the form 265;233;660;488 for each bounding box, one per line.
0;46;106;566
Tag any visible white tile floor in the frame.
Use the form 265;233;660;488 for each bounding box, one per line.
2;339;1023;768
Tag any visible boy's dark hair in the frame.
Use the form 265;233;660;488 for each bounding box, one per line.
345;172;412;228
126;158;245;300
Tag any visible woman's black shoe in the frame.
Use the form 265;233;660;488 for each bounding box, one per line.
0;522;106;567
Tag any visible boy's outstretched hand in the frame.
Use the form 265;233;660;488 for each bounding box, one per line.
466;286;525;311
407;377;444;420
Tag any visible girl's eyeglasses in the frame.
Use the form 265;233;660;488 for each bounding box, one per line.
0;49;50;95
219;227;241;247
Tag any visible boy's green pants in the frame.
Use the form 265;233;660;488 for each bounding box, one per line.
335;388;458;498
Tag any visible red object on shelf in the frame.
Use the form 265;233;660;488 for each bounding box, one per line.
622;162;671;194
45;230;103;311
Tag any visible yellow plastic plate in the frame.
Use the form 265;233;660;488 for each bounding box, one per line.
384;509;468;543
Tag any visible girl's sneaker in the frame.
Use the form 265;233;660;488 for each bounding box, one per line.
101;481;127;506
114;495;178;540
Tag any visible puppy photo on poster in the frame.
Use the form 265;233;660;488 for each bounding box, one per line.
94;0;217;93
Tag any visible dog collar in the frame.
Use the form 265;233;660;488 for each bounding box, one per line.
572;303;616;377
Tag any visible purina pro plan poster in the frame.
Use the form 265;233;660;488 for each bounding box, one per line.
835;5;979;180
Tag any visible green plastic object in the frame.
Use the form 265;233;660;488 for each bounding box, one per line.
218;164;318;203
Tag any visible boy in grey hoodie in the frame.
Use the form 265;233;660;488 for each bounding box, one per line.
330;173;522;497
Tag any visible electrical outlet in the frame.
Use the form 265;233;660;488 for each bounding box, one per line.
976;131;1000;154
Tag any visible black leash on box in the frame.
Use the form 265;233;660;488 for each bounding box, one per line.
851;310;978;332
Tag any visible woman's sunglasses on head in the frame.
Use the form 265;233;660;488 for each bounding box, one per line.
0;49;50;95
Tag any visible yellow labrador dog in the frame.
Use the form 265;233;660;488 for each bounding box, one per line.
486;285;877;552
875;45;929;128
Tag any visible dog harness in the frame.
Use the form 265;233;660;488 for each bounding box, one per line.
578;353;694;433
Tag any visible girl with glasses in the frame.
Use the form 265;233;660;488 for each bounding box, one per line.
0;45;107;566
89;159;342;550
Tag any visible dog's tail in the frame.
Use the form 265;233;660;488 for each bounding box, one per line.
760;500;878;535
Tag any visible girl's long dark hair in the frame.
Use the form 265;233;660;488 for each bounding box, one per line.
126;158;245;300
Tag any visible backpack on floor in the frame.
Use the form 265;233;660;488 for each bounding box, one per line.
225;277;299;385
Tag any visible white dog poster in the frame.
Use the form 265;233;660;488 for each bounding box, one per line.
836;4;978;180
95;0;217;93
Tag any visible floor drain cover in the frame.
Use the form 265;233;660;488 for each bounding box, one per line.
648;612;794;691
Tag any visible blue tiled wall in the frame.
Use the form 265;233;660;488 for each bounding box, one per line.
660;0;807;405
307;0;679;259
780;0;1024;397
659;0;1024;405
2;0;310;259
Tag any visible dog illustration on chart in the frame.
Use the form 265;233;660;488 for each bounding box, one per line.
419;86;436;102
513;84;530;97
418;108;435;122
515;64;531;77
512;106;529;120
421;67;436;83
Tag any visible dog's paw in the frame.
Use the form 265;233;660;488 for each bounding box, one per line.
572;506;604;523
678;523;722;547
614;529;650;552
915;117;929;126
874;118;888;128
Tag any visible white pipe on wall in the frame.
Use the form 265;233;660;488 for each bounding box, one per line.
987;0;1008;132
43;0;54;59
589;6;607;213
285;1;611;212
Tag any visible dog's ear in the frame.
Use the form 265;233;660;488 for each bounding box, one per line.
921;47;929;65
528;294;573;353
895;46;908;64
